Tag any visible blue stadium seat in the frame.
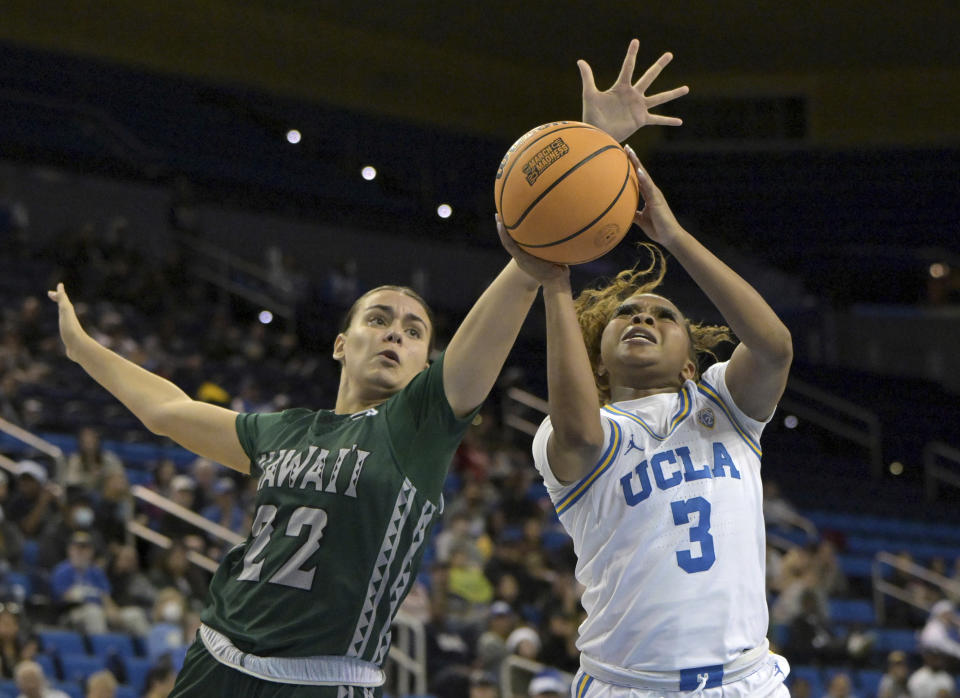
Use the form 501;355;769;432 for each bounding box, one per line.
828;598;875;625
89;632;137;659
0;679;17;698
58;653;107;684
787;665;822;697
115;685;139;698
34;652;58;681
52;682;84;698
20;539;39;567
2;571;31;598
120;656;153;694
38;629;86;656
856;668;884;696
874;628;918;653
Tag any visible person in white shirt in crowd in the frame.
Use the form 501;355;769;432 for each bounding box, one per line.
920;599;960;663
528;670;567;698
907;651;957;698
13;660;70;698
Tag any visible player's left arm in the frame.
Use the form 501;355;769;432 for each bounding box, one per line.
627;149;793;421
579;39;689;142
442;218;568;417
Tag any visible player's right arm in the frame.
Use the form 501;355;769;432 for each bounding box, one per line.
496;233;605;485
48;284;250;473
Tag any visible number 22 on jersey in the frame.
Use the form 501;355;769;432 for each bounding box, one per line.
238;505;328;590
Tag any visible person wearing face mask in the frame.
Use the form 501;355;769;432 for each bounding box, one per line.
46;41;687;697
35;494;104;569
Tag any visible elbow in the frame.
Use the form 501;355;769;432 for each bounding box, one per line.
143;400;187;437
765;328;793;367
552;422;606;453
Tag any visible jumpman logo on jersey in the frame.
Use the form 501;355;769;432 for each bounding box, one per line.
773;661;784;677
623;434;644;456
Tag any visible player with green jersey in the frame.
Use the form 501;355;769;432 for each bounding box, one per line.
47;42;689;696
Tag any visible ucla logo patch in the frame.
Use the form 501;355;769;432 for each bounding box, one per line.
697;407;715;429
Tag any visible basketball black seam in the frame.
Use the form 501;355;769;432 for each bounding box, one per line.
505;144;621;232
517;158;632;249
498;124;600;224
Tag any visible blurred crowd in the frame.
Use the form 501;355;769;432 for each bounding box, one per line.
2;201;960;698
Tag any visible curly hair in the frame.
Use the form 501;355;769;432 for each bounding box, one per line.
573;243;735;405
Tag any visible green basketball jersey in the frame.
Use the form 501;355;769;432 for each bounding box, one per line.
200;352;475;665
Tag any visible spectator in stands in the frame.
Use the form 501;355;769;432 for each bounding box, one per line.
467;669;499;698
878;650;912;698
148;459;177;498
823;672;857;698
476;601;517;675
907;651;956;698
506;625;540;661
919;599;960;665
51;530;150;636
145;588;189;663
93;464;134;547
5;461;59;539
762;480;818;540
106;545;157;612
784;587;847;665
156;476;199;540
60;426;122;492
448;547;494;628
790;677;813;698
0;503;24;573
811;539;848;597
435;512;485;566
538;610;580;674
187;458;216;513
528;669;567;697
36;492;104;569
424;597;473;694
146;540;208;609
85;669;117;698
12;659;69;698
199;477;244;541
50;530;111;633
142;660;177;698
0;603;37;679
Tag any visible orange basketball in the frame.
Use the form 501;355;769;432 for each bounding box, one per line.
494;121;639;265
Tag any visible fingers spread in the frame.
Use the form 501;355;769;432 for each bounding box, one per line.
634;51;674;92
615;38;640;86
646;85;689;108
577;60;597;94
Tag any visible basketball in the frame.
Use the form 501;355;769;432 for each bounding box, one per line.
494;121;639;265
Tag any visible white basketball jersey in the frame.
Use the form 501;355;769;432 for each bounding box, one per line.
532;361;770;672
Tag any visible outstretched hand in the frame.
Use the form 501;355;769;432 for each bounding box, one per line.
47;283;88;361
625;145;684;248
579;39;689;143
496;215;570;286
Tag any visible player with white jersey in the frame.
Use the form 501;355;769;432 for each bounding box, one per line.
502;114;794;694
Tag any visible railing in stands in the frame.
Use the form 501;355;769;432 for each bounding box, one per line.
871;550;960;625
504;378;884;476
779;378;883;477
0;416;65;471
500;655;575;698
130;485;244;546
384;609;427;696
126;520;220;574
922;440;960;502
175;233;295;325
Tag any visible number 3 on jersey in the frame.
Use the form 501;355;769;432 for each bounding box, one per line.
238;505;328;590
670;496;715;573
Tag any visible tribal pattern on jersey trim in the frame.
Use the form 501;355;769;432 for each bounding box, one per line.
348;479;418;658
